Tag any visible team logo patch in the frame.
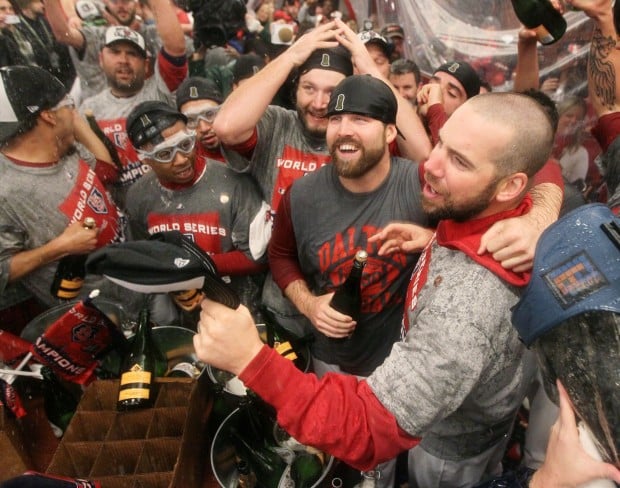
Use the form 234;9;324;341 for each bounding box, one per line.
320;53;331;67
87;187;109;214
113;131;127;149
334;94;345;112
189;86;198;98
543;251;608;308
446;62;460;73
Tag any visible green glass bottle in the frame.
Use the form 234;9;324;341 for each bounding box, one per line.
116;305;165;411
50;217;97;300
510;0;566;45
230;427;289;488
329;250;368;341
41;366;79;438
290;450;325;488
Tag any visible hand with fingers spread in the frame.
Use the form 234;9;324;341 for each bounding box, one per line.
530;380;620;488
331;17;379;76
285;20;342;67
368;222;434;256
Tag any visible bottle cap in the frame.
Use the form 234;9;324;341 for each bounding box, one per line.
355;250;368;262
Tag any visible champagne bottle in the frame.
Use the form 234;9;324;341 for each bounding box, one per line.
117;305;165;411
230;427;289;488
84;109;123;170
265;320;298;362
510;0;567;45
290;450;325;488
50;217;97;300
329;250;368;323
40;366;79;438
237;458;258;488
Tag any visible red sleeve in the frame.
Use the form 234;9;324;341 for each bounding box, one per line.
532;158;564;189
268;191;306;290
388;139;400;157
211;250;268;276
157;50;188;92
239;346;420;470
94;159;119;185
425;104;448;146
222;127;258;160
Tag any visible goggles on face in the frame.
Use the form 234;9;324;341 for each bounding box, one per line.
183;105;221;129
53;95;76;111
136;129;196;163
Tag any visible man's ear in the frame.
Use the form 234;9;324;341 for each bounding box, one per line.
494;172;529;202
38;109;57;127
386;124;397;144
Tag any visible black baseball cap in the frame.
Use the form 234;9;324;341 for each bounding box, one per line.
232;54;265;84
357;30;392;59
0;66;66;142
434;61;481;99
175;77;223;110
298;46;353;77
126;101;187;149
327;74;396;123
85;231;240;309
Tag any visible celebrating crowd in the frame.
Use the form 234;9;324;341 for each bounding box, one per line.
0;0;619;486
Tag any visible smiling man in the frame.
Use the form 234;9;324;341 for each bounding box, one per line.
125;101;271;319
194;91;555;487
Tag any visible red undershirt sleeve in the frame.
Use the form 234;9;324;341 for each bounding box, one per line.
158;49;188;92
222;128;259;160
426;104;448;146
268;191;305;290
211;250;268;276
239;346;420;470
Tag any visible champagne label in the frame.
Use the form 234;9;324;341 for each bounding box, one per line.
274;341;298;361
120;369;152;385
57;277;84;298
118;387;151;401
533;24;554;44
172;289;205;311
166;362;198;378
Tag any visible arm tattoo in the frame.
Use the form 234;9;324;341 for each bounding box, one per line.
589;27;617;111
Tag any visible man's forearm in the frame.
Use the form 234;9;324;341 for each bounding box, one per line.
529;182;563;231
8;242;65;283
44;0;85;49
283;279;315;318
150;0;186;56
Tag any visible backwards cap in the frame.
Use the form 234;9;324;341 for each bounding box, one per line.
512;204;620;346
327;74;397;124
434;61;481;99
126;101;187;149
0;66;66;142
298;46;353;77
357;30;392;59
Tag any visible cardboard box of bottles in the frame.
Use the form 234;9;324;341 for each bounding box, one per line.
0;404;33;481
46;375;216;488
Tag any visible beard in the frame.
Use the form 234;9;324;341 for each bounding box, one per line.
422;175;501;222
107;70;144;95
329;136;384;178
296;106;328;139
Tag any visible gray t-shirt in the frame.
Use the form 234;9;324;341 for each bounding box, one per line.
287;159;426;375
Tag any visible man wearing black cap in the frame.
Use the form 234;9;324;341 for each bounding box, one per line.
356;30;392;78
176;77;225;163
78;17;188;209
213;18;431;336
381;23;405;61
195;91;558;487
269;74;426;377
0;65;126;309
124;101;271;319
